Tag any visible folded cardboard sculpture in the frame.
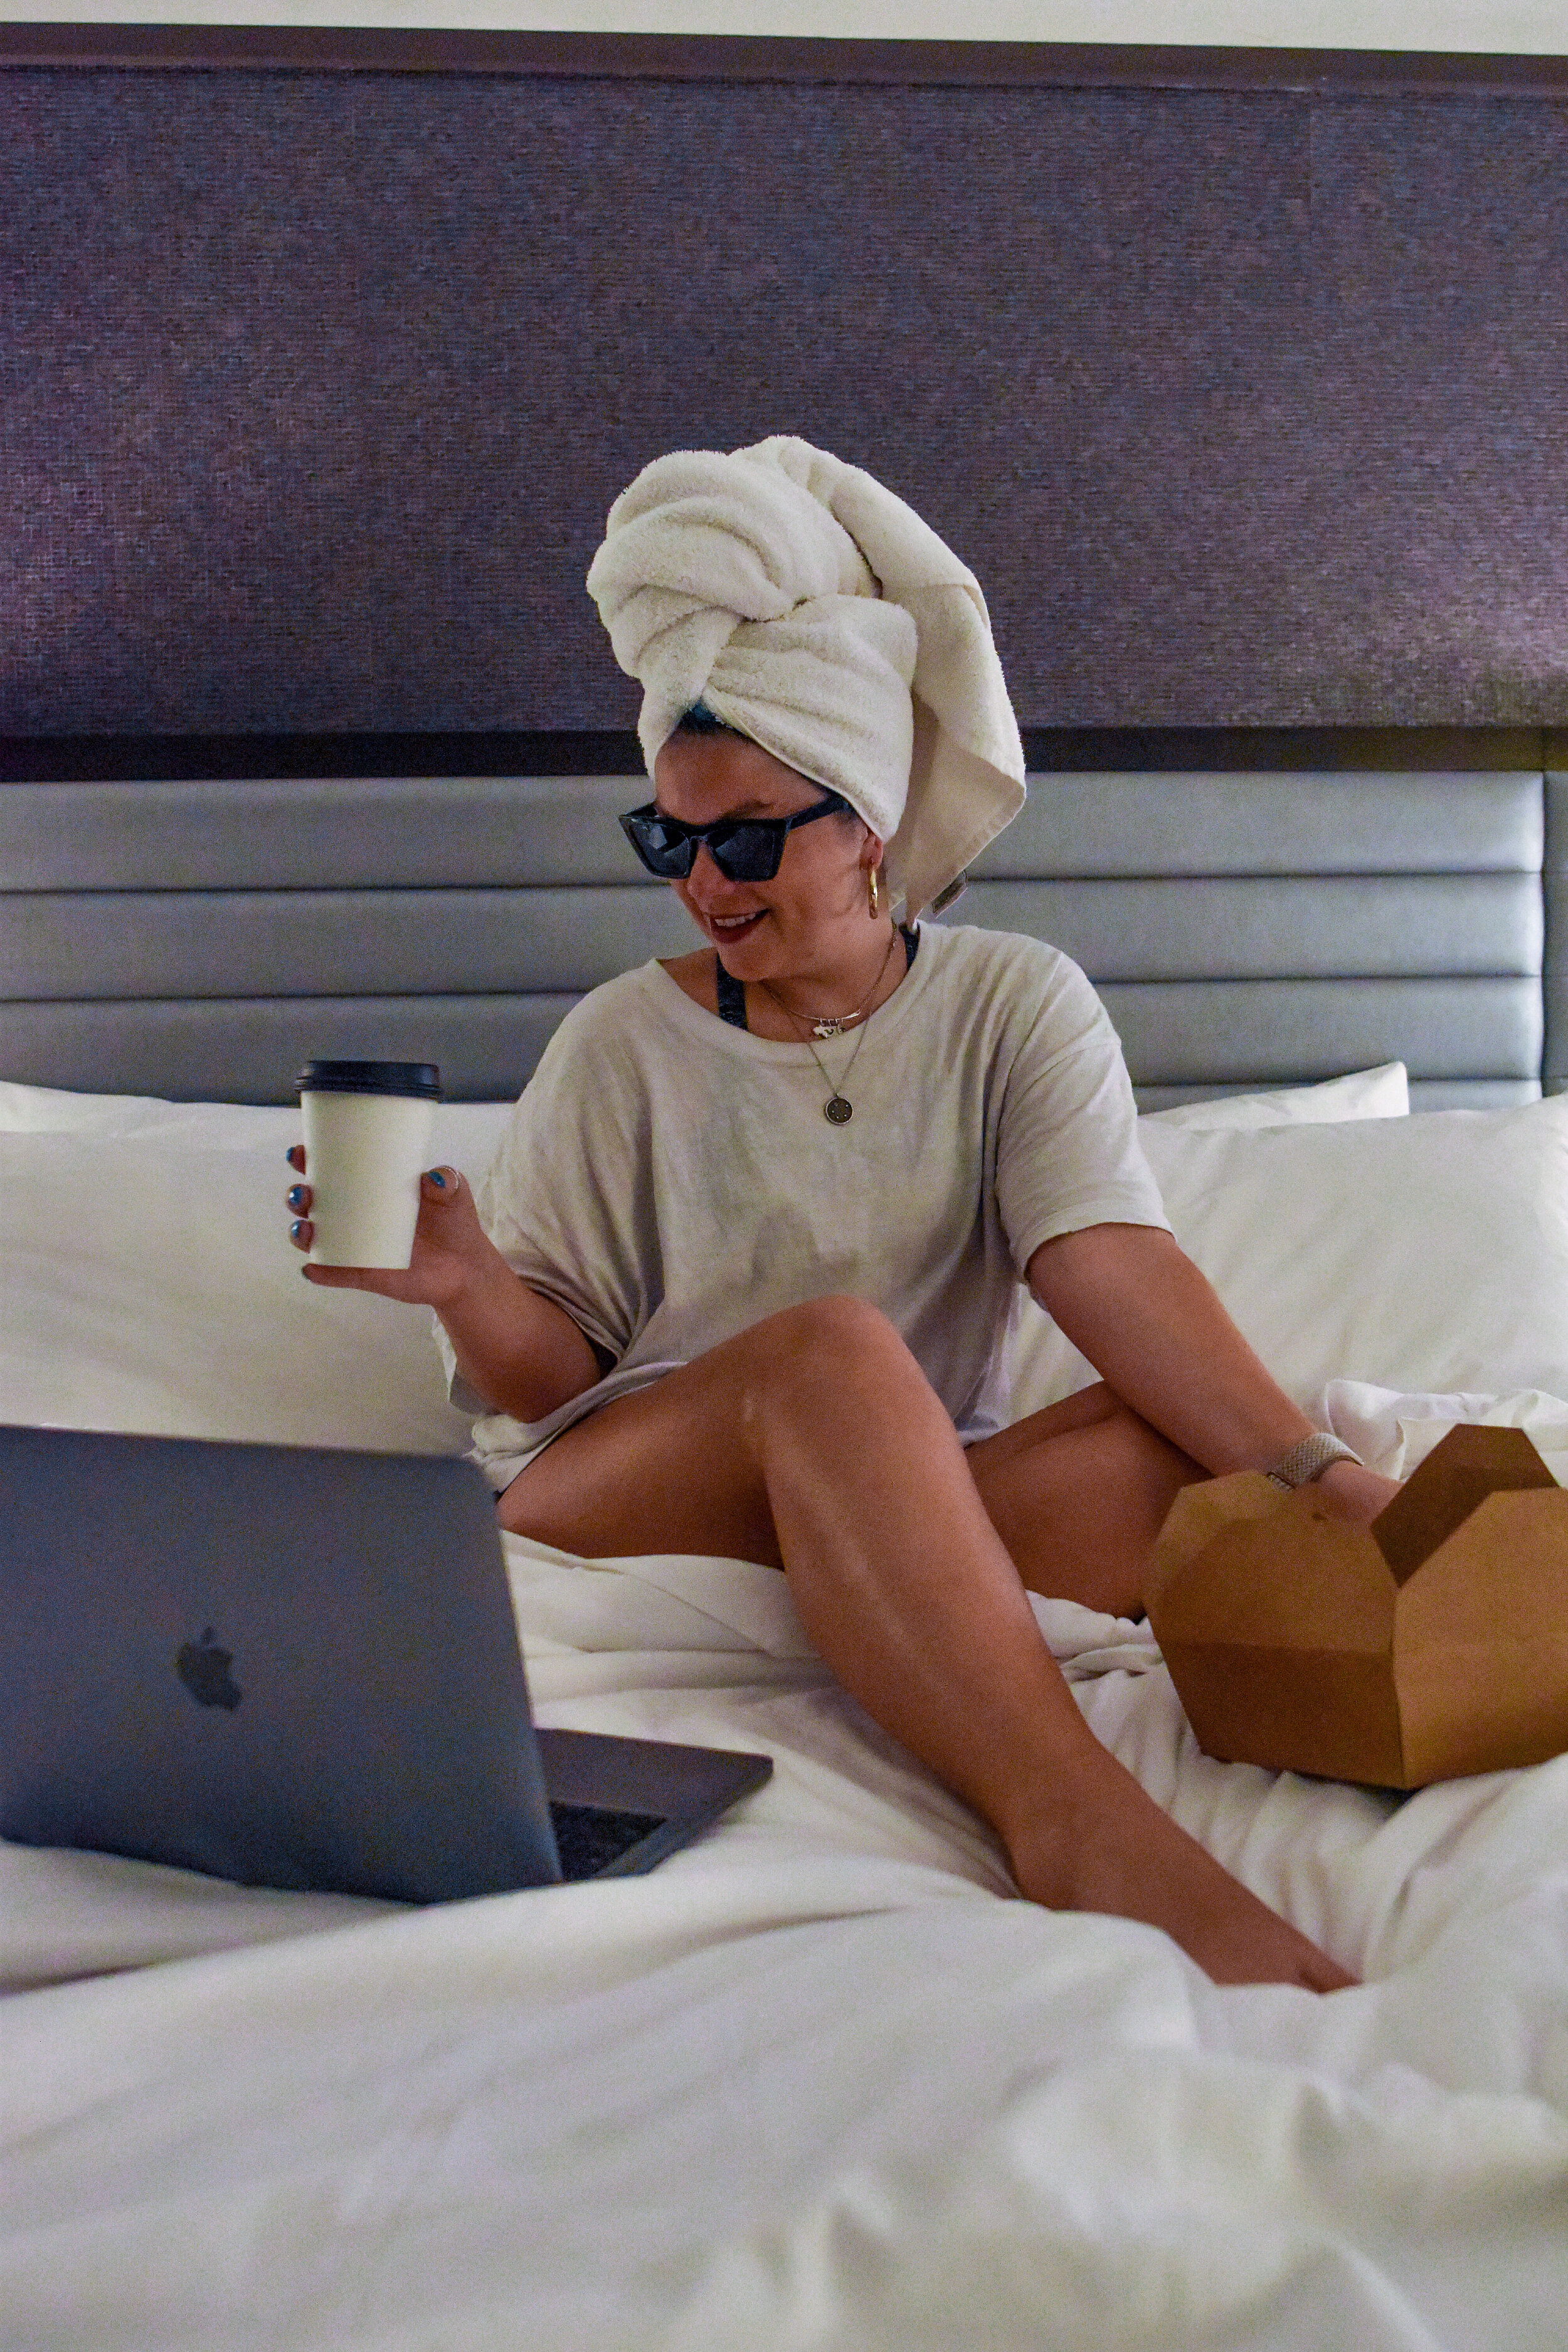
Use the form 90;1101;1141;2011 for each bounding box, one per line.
1145;1425;1568;1788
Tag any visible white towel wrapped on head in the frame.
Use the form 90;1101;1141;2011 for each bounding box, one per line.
586;435;1026;920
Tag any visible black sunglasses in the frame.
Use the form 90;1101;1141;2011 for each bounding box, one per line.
618;790;854;884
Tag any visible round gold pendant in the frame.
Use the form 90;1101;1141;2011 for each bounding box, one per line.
824;1096;854;1125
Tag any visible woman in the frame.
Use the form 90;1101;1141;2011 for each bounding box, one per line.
287;437;1397;1989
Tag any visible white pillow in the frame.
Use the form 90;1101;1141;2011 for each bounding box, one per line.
1141;1061;1409;1130
0;1133;482;1453
1007;1061;1406;1409
9;1078;1557;1454
0;1078;512;1170
1008;1098;1568;1419
0;1078;183;1133
0;1087;509;1453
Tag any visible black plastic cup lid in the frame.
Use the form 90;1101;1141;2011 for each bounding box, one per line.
298;1059;441;1099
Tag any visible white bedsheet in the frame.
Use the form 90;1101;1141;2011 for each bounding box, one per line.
4;1391;1567;2350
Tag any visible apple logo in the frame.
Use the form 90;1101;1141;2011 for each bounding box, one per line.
175;1627;243;1712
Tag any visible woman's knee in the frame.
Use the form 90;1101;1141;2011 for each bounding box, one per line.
773;1291;898;1347
970;1382;1204;1534
1001;1381;1189;1460
1058;1386;1202;1486
732;1295;929;1438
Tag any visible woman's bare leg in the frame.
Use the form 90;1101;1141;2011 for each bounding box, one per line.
501;1298;1353;1989
965;1382;1206;1620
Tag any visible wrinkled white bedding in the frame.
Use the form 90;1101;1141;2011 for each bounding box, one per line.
4;1389;1567;2350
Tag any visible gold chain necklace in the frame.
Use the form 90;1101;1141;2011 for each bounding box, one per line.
760;928;899;1125
777;924;900;1039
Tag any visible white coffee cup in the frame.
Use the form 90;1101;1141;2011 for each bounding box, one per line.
298;1059;440;1269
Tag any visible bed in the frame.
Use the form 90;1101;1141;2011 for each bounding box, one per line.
3;753;1568;2350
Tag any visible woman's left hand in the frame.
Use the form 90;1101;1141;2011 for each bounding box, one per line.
1313;1457;1401;1526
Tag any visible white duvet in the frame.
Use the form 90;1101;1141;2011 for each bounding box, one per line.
4;1389;1567;2351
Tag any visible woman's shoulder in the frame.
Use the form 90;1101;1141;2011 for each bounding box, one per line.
541;960;675;1046
913;924;1116;1078
512;963;677;1106
918;919;1092;1006
491;965;673;1173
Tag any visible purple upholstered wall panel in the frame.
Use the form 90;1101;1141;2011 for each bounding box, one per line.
3;68;1565;733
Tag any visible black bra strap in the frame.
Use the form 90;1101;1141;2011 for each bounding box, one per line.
715;959;749;1029
712;924;918;1035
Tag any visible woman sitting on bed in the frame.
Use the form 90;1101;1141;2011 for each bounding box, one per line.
287;436;1398;1991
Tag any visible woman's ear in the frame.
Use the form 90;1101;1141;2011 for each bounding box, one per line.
861;830;889;919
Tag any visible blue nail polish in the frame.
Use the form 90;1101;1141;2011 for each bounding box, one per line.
287;1185;305;1210
427;1169;446;1188
290;1219;305;1241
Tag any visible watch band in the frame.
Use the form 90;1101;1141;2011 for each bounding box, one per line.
1264;1433;1364;1491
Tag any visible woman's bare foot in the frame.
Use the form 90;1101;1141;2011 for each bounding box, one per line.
1007;1749;1358;1990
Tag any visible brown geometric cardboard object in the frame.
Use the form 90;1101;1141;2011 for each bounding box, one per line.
1145;1425;1568;1788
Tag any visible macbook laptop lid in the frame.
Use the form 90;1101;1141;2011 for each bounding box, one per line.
0;1425;771;1903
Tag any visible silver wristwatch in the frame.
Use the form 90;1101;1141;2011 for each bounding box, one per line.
1264;1433;1364;1491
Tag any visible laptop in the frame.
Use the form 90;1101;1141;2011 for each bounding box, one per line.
0;1424;772;1903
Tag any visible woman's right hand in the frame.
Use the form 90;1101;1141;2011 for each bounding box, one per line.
285;1147;498;1310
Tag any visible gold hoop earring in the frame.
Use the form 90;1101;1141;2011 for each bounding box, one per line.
867;864;882;919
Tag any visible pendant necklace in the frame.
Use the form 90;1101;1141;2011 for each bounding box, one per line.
803;1020;872;1125
760;929;899;1125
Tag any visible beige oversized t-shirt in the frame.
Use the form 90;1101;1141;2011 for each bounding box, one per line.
446;922;1169;1490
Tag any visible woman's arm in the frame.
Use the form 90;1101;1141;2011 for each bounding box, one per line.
435;1246;605;1425
288;1155;603;1423
1025;1221;1397;1523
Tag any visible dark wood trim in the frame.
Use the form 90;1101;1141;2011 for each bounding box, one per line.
1;728;1550;783
2;24;1565;96
0;731;647;783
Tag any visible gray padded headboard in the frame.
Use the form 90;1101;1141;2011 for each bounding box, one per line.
0;769;1556;1108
